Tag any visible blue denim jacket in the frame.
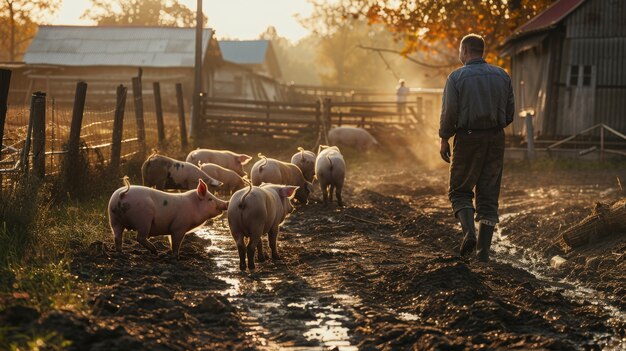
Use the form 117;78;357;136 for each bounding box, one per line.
439;58;515;139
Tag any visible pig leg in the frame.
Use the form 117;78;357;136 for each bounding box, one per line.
233;235;247;271
320;181;329;204
111;223;124;252
247;236;261;271
336;185;344;207
256;239;267;262
268;226;281;261
136;227;158;255
329;184;335;203
170;232;186;258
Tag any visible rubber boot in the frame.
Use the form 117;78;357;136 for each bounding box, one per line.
457;209;476;257
476;223;495;262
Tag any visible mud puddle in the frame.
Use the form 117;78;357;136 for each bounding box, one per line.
493;212;626;349
196;226;359;351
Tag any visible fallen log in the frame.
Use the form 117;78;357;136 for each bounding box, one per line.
562;199;626;249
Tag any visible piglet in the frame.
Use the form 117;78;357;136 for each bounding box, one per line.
315;145;346;206
108;177;228;258
199;162;246;195
290;147;316;182
250;154;313;204
142;153;222;190
186;149;252;176
228;183;298;271
328;126;378;151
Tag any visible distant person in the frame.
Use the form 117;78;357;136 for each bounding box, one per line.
439;34;515;262
395;79;410;121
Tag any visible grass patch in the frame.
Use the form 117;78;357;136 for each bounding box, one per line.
0;327;71;351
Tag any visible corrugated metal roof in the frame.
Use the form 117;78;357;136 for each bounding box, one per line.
504;0;586;44
24;25;215;68
218;40;268;65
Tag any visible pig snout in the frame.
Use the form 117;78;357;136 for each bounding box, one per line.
218;199;229;211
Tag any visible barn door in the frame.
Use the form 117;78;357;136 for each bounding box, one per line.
563;65;596;134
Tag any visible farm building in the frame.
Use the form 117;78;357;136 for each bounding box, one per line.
20;25;222;108
500;0;626;139
214;40;287;101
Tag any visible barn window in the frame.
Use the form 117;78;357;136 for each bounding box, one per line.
582;65;592;86
569;65;579;86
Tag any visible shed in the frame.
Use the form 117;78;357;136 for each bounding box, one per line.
214;40;286;101
22;25;222;107
500;0;626;139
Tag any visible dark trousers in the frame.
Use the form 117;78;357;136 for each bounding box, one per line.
448;128;505;224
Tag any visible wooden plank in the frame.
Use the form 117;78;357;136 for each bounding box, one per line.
204;114;316;125
203;103;318;116
205;121;312;132
203;96;317;108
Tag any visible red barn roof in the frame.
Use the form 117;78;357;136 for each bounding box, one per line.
504;0;586;44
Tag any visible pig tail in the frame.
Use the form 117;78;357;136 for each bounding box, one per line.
121;176;131;197
257;153;268;171
239;177;253;210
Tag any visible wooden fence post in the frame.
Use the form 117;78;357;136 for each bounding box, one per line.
132;76;146;155
20;95;35;174
323;98;331;128
110;84;127;173
31;91;46;180
266;101;271;134
176;83;188;150
65;81;88;187
314;99;321;138
153;82;165;146
0;69;11;161
416;96;423;122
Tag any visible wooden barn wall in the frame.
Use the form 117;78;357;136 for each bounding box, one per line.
552;0;626;137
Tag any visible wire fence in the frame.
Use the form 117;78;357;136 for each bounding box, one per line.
1;93;184;190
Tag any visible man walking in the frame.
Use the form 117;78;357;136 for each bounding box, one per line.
439;34;515;262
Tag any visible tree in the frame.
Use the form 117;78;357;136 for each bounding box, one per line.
297;1;442;88
0;0;60;61
82;0;206;27
322;0;557;68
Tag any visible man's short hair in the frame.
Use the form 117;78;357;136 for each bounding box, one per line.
461;34;485;56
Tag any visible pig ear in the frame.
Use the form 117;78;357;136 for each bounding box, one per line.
197;179;208;197
239;154;252;165
280;186;299;199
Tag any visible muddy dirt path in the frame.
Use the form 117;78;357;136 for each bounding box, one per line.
195;165;626;350
6;162;624;350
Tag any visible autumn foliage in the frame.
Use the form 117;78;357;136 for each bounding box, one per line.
334;0;557;67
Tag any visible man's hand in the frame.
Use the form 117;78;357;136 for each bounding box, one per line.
440;138;451;163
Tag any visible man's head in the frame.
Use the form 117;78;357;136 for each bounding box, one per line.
459;34;485;64
399;79;405;87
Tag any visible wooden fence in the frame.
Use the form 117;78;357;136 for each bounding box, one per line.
200;90;443;139
0;68;190;191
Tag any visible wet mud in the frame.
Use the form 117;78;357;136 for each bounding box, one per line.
3;162;625;350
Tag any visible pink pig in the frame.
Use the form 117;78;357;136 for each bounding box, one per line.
141;153;222;191
228;183;298;271
199;162;246;195
108;177;228;258
290;147;316;182
186;149;252;177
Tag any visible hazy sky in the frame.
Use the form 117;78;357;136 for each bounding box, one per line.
52;0;314;43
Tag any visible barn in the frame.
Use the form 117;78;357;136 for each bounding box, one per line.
21;25;223;108
500;0;626;139
215;40;287;101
